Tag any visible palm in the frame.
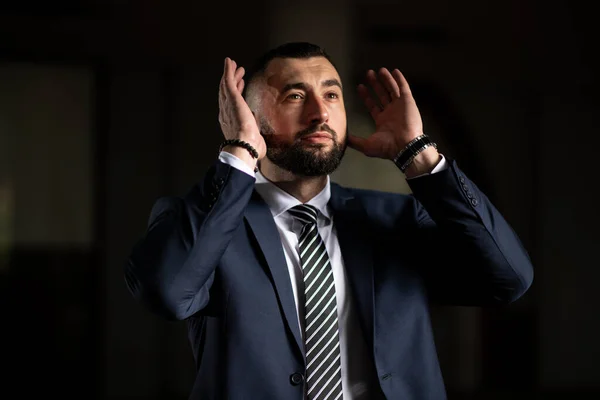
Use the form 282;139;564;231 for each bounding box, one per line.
349;68;424;160
218;58;267;159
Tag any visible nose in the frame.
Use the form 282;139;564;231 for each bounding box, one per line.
304;94;329;125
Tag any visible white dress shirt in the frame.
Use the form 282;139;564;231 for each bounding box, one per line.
218;150;447;399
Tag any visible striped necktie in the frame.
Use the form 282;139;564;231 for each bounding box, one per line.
288;204;343;400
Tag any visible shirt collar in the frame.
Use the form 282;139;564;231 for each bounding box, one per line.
254;170;332;222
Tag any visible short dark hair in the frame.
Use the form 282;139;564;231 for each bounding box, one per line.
243;42;338;99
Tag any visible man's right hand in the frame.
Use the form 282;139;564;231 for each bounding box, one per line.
218;57;266;169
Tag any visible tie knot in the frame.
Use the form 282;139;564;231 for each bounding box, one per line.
288;204;318;226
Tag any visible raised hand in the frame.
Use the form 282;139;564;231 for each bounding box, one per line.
348;68;427;161
218;57;266;164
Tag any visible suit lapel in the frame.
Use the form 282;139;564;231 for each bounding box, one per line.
329;184;375;348
244;190;304;360
243;184;376;360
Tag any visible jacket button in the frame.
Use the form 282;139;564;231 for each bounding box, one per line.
459;176;465;183
471;198;478;206
290;372;304;386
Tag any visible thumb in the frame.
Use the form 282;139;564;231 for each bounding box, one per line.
347;134;374;157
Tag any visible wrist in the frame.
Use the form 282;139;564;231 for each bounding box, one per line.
221;145;258;171
219;139;259;171
392;134;439;177
402;147;440;178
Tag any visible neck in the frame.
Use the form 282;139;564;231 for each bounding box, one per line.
259;160;328;203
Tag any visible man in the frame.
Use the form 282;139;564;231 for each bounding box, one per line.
125;42;534;400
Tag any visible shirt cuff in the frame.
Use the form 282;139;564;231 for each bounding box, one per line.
218;151;256;177
407;154;448;179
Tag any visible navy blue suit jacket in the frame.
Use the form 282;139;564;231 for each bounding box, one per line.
125;158;533;400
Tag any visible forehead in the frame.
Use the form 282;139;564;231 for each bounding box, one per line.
263;56;341;90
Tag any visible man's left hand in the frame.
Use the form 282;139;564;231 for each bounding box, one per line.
348;68;430;158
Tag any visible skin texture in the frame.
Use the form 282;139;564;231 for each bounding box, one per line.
218;56;440;202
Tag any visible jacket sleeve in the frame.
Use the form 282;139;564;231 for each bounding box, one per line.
406;159;534;306
124;160;256;320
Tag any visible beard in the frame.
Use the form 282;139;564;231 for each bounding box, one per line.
260;117;347;176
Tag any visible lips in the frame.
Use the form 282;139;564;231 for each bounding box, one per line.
301;132;333;140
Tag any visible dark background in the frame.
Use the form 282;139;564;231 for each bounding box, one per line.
1;0;598;398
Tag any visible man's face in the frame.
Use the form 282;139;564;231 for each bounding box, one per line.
256;56;348;176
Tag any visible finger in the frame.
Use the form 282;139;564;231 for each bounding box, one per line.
378;68;401;99
225;58;237;91
357;84;381;119
234;66;245;81
366;69;391;106
223;57;228;76
391;69;413;96
234;66;245;93
223;57;234;82
225;59;245;99
219;58;228;97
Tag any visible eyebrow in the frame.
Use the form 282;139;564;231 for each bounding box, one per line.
281;79;343;93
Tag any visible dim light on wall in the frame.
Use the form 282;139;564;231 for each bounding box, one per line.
0;182;13;272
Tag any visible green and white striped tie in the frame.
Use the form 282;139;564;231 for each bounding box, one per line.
288;204;343;400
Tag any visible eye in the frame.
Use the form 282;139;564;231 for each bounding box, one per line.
326;92;340;99
287;93;304;100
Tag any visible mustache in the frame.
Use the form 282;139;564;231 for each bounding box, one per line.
295;124;337;141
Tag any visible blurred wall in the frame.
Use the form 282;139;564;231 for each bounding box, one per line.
1;0;599;399
0;61;96;396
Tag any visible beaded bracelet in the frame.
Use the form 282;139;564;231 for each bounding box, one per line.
219;139;259;159
219;139;260;172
